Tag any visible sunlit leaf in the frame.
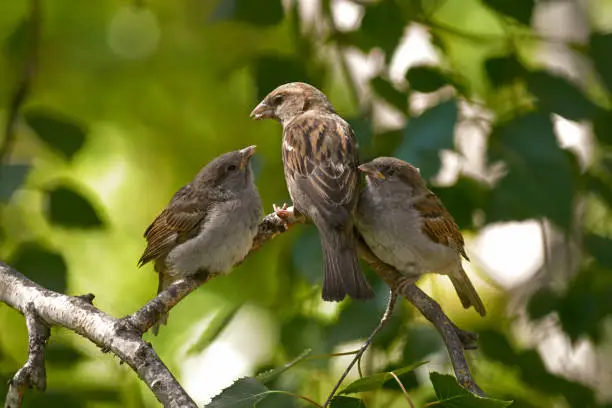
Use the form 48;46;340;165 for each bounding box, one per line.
24;108;87;160
430;372;513;407
482;0;534;25
527;71;599;121
590;32;612;93
406;65;451;93
10;243;68;293
370;76;408;113
339;362;426;394
396;99;458;179
44;184;105;229
209;0;283;26
0;164;30;203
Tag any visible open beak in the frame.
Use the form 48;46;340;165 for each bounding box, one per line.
250;102;273;120
239;145;256;169
358;164;385;180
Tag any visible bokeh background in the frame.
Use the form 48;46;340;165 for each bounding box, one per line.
1;0;612;407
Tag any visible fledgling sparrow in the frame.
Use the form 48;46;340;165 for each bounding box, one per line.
138;146;263;334
355;157;486;316
250;82;373;302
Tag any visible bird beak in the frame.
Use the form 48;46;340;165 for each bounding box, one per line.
358;164;385;180
239;145;256;169
250;102;273;120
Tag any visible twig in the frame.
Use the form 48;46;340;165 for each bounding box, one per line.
389;371;415;408
323;291;398;407
4;303;50;408
0;0;40;165
356;237;485;397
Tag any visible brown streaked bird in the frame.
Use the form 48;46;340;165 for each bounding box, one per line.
138;146;263;334
250;82;373;302
355;157;486;316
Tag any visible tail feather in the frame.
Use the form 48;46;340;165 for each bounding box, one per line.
152;261;171;336
320;227;374;302
449;267;486;317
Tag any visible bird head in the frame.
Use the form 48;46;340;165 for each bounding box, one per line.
250;82;335;126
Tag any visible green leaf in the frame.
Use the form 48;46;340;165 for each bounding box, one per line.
527;290;559;321
406;65;451;93
339;362;427;394
360;0;406;59
370;76;408;113
430;372;513;407
0;164;30;203
330;396;366;408
430;177;490;230
44;184;105;229
487;113;574;231
590;32;612;94
484;55;526;87
209;0;284;26
593;110;612;147
402;325;444;365
187;305;240;354
252;55;313;102
526;71;598;121
396;99;458;179
207;377;270;408
24;108;87;160
10;243;68;293
584;233;612;269
256;349;311;384
482;0;534;25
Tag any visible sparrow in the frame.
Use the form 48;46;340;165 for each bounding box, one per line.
355;157;486;316
138;146;263;334
250;82;373;302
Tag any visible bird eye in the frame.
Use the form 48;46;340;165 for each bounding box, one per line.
227;164;237;172
387;168;396;176
272;94;284;105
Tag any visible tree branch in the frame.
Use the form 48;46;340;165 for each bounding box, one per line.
0;262;197;408
4;303;49;408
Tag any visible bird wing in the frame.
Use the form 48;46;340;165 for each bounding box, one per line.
282;113;359;223
412;191;469;261
138;184;209;266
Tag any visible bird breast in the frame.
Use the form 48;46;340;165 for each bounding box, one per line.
356;184;455;276
165;192;262;277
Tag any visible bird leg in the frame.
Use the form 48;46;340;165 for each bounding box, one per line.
272;203;304;231
323;290;398;407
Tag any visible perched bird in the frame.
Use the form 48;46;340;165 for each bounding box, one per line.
355;157;486;316
250;82;373;302
138;146;263;334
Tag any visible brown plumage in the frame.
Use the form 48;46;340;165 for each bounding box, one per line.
251;82;373;301
355;157;485;316
138;146;263;334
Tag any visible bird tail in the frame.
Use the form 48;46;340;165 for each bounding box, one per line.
319;225;374;302
449;266;486;317
152;261;171;336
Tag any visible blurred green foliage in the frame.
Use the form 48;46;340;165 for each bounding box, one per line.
1;0;612;407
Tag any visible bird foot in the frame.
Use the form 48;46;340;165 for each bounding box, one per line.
394;275;419;294
273;203;298;231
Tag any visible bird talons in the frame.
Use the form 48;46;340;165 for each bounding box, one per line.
273;203;297;230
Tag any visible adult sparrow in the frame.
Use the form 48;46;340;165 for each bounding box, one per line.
138;146;263;334
355;157;486;316
250;82;373;301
